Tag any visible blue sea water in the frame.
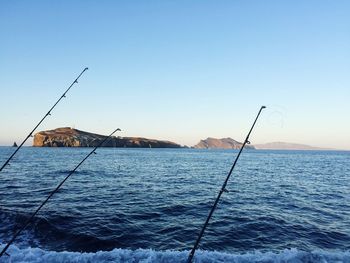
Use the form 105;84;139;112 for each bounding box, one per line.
0;147;349;262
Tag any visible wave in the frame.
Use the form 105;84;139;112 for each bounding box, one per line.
0;245;349;263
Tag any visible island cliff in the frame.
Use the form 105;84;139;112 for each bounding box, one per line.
33;127;182;148
193;137;255;149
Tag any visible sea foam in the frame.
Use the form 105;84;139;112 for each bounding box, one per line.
0;245;349;263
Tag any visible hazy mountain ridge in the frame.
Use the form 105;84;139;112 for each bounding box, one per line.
254;142;332;150
193;138;332;150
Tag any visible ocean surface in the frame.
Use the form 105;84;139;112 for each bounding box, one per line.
0;147;349;262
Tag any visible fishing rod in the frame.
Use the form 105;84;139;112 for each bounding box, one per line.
0;128;121;258
187;106;266;263
0;67;89;173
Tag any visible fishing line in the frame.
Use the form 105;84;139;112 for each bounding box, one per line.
0;128;121;258
0;67;89;173
187;106;266;263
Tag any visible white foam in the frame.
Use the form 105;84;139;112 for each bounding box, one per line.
0;245;349;263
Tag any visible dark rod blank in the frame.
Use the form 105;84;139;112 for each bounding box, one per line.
0;67;89;173
0;128;121;258
187;106;266;263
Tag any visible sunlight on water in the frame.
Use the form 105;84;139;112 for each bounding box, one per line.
0;148;349;262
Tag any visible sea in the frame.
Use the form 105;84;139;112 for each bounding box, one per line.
0;147;349;262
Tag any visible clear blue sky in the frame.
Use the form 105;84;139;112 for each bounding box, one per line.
0;1;349;149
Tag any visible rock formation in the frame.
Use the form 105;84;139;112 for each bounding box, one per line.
193;137;255;149
33;127;182;148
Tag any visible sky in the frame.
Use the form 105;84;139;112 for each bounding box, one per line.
0;1;349;149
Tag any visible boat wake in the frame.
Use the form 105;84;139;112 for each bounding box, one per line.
0;245;349;263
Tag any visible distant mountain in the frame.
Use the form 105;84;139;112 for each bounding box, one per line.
33;127;182;148
193;137;255;149
254;142;330;150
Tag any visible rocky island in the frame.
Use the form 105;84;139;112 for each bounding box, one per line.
33;127;182;148
193;137;255;149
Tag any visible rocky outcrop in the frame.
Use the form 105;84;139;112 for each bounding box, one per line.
33;127;182;148
193;137;255;149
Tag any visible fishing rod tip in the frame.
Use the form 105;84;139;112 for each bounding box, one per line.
261;106;267;109
116;128;121;132
84;67;89;71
